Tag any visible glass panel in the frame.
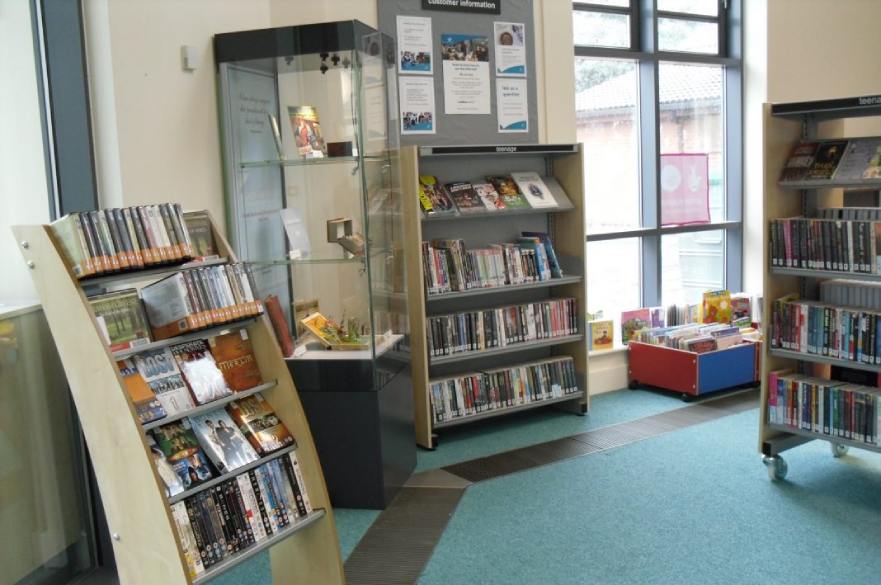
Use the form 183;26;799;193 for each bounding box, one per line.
661;229;725;305
658;18;719;54
587;238;641;348
573;0;630;6
1;307;94;583
658;0;718;16
573;10;631;49
658;63;724;226
575;58;641;234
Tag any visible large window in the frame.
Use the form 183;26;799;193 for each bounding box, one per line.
574;0;742;330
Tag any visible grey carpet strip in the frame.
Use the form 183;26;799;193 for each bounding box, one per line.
344;487;465;585
444;388;759;483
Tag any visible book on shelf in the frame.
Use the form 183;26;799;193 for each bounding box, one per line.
190;409;260;473
621;308;651;344
588;320;614;351
117;358;166;424
227;393;296;455
833;138;881;182
426;298;577;357
767;370;880;444
150;419;215;495
804;140;848;181
171;340;234;405
510;172;558;209
444;181;485;214
133;347;196;415
780;142;819;182
486;175;531;209
51;203;194;278
633;321;743;353
770;292;881;364
264;294;294;358
702;289;732;324
418;175;456;216
139;263;261;340
820;279;881;309
208;330;263;392
515;236;552;281
288;105;327;158
184;210;220;260
473;182;506;210
429;357;579;423
768;216;880;273
521;231;563;278
730;294;753;326
170;451;313;574
89;289;152;352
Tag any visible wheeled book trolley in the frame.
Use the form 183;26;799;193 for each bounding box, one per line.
401;144;590;449
760;96;881;481
12;213;344;584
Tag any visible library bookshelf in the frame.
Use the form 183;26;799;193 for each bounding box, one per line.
401;144;589;449
760;96;881;480
12;213;344;584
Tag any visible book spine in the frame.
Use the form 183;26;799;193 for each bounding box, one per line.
248;469;274;536
236;474;268;542
185;496;213;569
174;203;195;258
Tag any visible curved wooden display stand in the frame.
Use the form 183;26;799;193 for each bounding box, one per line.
13;214;345;585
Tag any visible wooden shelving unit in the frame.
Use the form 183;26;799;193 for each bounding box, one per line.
760;95;881;480
12;212;344;584
401;144;589;449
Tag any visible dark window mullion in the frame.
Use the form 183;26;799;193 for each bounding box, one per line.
573;3;632;16
655;11;719;24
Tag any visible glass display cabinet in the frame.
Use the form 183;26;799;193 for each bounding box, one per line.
214;21;414;508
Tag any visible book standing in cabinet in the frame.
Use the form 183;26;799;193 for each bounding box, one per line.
401;144;589;449
761;96;881;480
12;211;344;584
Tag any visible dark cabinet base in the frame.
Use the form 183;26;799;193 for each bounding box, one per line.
289;358;416;509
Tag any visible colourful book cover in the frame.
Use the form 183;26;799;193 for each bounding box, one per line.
621;308;651;344
510;172;558;209
487;175;531;209
150;420;215;493
287;105;326;158
170;340;233;405
208;330;263;392
702;289;732;324
589;320;614;351
419;175;456;215
117;358;166;424
804;140;848;181
779;142;819;182
134;347;196;415
473;182;506;211
89;289;151;352
227;393;296;455
444;181;485;213
190;410;260;473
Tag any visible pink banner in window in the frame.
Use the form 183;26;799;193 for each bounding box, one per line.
660;153;710;226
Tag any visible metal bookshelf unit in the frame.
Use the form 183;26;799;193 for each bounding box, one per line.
760;95;881;480
401;144;589;449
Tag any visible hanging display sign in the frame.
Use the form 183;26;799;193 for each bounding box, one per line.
421;0;501;15
660;153;711;226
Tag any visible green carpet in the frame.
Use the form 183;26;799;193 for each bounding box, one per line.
416;388;684;471
418;408;881;585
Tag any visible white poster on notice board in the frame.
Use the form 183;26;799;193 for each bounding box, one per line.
400;76;436;134
441;33;491;115
397;15;433;74
493;22;526;77
496;77;528;133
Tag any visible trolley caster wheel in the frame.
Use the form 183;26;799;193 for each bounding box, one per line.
681;393;695;403
831;443;849;458
628;381;639;390
763;455;788;481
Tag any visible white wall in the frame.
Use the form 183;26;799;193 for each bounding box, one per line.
0;0;51;303
84;0;272;233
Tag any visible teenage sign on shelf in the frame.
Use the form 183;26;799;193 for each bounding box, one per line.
660;154;710;226
441;33;491;115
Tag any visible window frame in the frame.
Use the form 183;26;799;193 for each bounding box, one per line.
574;0;743;307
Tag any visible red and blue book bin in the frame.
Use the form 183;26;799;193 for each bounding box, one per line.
627;341;760;400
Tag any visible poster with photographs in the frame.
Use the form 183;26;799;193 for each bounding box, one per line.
397;15;433;74
494;22;526;76
441;33;491;115
400;76;436;134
